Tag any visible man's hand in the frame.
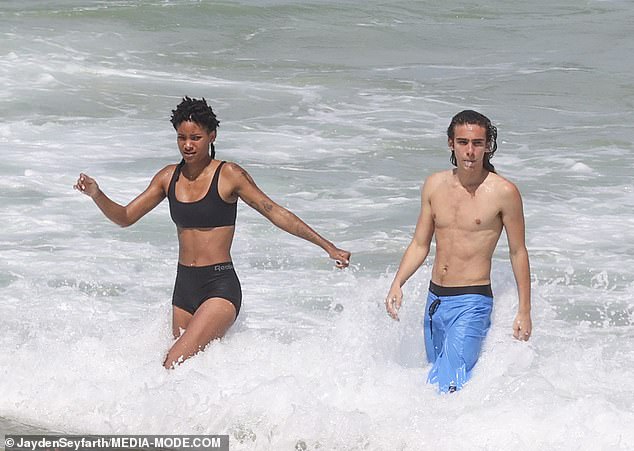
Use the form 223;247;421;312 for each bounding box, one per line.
385;285;403;321
513;311;532;341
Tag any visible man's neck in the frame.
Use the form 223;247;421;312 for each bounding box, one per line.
455;167;489;194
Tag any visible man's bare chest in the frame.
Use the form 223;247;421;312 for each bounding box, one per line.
431;191;502;231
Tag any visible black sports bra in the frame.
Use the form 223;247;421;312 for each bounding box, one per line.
167;160;237;229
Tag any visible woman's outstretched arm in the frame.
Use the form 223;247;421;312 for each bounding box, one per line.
224;162;351;268
74;166;173;227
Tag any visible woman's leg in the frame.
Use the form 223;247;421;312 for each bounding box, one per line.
164;298;236;369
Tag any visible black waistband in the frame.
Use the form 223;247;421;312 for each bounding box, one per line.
177;262;234;272
429;281;493;297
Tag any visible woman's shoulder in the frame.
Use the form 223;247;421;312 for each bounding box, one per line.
157;162;180;177
149;163;180;188
217;161;257;189
219;160;242;170
219;160;248;178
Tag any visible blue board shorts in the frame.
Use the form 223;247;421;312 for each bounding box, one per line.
424;281;493;393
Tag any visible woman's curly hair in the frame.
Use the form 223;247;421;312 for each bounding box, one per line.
170;96;220;157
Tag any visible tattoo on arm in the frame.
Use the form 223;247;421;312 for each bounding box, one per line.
239;167;254;184
245;199;273;215
238;167;274;215
236;163;324;245
262;201;273;213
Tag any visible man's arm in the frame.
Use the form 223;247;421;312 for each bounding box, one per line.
226;163;350;268
386;177;435;320
501;181;532;340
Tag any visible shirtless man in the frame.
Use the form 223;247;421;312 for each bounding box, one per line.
385;110;531;393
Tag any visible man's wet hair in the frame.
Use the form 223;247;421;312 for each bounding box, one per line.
170;97;220;157
447;110;498;173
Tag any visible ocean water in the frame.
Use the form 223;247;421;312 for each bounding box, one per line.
1;0;633;449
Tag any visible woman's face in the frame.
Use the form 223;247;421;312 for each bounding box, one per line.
176;120;216;163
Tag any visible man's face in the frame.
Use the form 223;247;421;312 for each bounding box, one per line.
449;123;489;171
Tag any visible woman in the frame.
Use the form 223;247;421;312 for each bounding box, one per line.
74;97;351;368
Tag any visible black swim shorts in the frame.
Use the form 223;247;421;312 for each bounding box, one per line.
172;262;242;318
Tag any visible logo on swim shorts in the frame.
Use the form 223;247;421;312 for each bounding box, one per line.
214;263;233;271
